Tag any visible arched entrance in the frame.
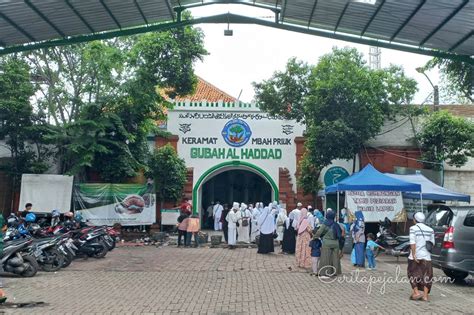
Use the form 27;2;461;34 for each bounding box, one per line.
192;161;279;226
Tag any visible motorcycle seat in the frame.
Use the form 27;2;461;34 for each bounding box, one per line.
396;235;409;242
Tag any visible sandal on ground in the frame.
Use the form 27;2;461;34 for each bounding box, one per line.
409;293;423;301
421;297;429;302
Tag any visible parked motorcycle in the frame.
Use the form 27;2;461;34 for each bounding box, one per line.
71;227;109;259
376;217;410;256
28;237;65;272
1;239;39;277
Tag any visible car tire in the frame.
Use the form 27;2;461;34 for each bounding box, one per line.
443;269;469;281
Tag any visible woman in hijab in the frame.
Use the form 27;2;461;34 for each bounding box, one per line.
314;210;342;277
313;209;324;227
257;203;276;254
250;202;262;243
350;210;366;267
237;203;251;244
275;207;287;245
226;202;240;249
295;208;313;269
281;210;297;254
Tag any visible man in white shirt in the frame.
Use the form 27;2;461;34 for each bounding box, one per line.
213;201;223;231
407;212;435;302
226;202;239;249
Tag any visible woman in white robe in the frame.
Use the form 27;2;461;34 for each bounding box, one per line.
226;202;239;249
250;203;262;243
237;203;252;244
275;207;287;243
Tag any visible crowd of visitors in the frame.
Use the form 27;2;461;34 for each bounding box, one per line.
178;198;434;301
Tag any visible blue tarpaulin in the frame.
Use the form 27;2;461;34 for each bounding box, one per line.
325;164;421;193
386;173;471;203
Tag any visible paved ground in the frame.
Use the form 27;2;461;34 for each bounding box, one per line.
1;244;473;314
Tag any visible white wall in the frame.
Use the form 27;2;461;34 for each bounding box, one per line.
167;102;305;197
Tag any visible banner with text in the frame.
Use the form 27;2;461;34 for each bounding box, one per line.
345;191;406;222
74;183;156;226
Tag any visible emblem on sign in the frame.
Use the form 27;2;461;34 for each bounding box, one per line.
221;119;252;147
324;166;350;186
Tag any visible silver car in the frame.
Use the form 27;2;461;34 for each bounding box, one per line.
425;205;474;281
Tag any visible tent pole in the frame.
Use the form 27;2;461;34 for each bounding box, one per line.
420;192;423;214
337;190;340;222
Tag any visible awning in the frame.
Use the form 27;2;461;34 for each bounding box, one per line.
0;0;472;60
325;164;421;193
386;173;471;202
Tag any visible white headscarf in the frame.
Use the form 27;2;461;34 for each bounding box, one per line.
258;203;276;234
232;202;239;210
240;203;247;211
291;208;301;229
276;207;287;225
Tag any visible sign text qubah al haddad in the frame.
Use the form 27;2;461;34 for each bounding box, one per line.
186;136;290;160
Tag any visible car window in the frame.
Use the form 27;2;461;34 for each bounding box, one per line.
463;210;474;227
425;208;453;227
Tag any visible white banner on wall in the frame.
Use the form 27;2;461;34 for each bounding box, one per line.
19;174;74;213
345;191;406;222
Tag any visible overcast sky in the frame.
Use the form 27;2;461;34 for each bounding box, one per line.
189;5;439;104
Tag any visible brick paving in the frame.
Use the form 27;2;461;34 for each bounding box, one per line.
1;244;473;314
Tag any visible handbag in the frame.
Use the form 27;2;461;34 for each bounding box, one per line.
417;225;434;253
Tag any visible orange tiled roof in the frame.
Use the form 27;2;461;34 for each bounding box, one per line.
170;77;237;103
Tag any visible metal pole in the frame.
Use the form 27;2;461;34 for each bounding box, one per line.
337;190;340;222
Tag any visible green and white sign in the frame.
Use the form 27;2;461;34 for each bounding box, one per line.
324;166;350;186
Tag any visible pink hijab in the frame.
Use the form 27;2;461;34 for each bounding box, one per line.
297;208;309;234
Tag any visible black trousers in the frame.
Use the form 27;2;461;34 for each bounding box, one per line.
178;230;187;246
222;224;229;243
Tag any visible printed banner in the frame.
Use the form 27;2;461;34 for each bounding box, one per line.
345;191;406;222
74;183;156;226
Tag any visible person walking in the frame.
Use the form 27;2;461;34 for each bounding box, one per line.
295;208;313;269
407;212;435;302
257;203;276;254
226;203;239;249
366;233;384;270
314;210;342;277
281;210;297;254
275;206;287;245
206;202;214;229
351;210;366;267
220;204;230;243
249;203;261;243
237;203;251;244
213;201;223;231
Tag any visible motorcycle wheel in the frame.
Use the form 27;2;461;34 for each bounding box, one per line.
443;269;468;282
20;255;39;277
62;252;73;268
91;242;108;259
41;248;65;272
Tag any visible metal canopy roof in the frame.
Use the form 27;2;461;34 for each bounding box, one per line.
0;0;472;61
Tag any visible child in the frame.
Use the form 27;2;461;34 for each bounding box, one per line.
309;237;322;276
177;212;189;247
366;233;384;270
186;215;200;248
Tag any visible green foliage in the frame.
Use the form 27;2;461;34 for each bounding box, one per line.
0;56;51;183
425;58;473;104
148;145;187;204
253;58;311;122
299;154;323;196
254;48;418;194
22;21;207;182
418;110;474;170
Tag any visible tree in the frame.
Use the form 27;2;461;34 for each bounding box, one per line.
24;18;207;181
147;145;187;210
254;48;418;194
0;56;50;187
424;58;473;104
418;110;474;170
